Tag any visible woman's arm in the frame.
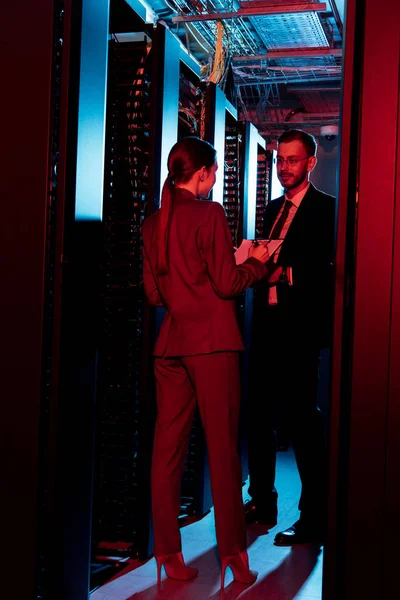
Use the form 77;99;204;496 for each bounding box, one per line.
202;202;268;298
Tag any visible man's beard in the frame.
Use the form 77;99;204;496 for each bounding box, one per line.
279;172;308;191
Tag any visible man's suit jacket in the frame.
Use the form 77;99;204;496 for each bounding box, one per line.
260;183;336;345
142;188;268;357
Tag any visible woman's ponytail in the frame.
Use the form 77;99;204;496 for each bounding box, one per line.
157;173;174;275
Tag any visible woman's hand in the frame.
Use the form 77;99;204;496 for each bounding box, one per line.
248;241;270;264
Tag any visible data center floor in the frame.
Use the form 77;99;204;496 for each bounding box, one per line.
91;449;323;600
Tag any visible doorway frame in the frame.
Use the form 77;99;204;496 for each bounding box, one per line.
324;0;400;598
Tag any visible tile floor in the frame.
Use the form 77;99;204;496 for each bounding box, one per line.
91;450;323;599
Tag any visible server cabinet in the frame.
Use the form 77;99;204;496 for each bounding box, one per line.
256;147;270;239
178;62;206;140
149;22;201;205
204;82;238;207
92;36;155;561
224;113;244;247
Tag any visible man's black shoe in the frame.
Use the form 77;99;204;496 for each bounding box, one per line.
244;501;277;527
274;520;324;546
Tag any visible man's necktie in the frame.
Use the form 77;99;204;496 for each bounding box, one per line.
269;200;292;239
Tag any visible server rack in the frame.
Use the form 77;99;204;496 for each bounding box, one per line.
224;113;244;247
178;62;206;140
149;23;202;204
92;37;155;561
256;148;270;239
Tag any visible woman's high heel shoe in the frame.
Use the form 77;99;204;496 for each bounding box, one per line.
221;550;257;589
155;551;198;585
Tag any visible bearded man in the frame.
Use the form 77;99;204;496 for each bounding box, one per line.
245;129;336;546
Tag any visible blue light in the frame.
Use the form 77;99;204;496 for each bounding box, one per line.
271;149;284;200
158;28;200;204
159;31;181;200
75;0;110;221
243;122;265;239
213;89;237;206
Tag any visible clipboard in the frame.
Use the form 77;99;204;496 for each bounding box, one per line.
234;238;283;265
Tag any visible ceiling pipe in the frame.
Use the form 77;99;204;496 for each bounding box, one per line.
234;65;341;72
172;3;327;23
236;76;341;86
287;85;341;92
232;48;342;62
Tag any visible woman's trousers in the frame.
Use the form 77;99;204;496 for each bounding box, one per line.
152;351;246;559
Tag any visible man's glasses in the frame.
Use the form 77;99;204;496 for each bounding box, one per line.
275;156;311;167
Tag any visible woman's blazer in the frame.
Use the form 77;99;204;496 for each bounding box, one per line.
142;188;268;357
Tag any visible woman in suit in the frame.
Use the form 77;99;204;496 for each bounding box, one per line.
142;136;271;588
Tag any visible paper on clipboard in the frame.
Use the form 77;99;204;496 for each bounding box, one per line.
267;239;284;257
234;239;283;265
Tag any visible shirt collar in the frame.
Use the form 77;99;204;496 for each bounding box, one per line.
285;182;310;208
